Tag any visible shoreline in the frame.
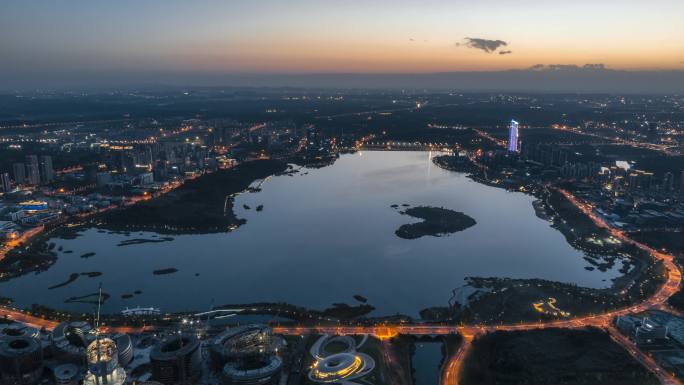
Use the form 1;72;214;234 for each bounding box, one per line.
0;150;679;327
0;159;291;283
429;154;669;322
432;154;654;291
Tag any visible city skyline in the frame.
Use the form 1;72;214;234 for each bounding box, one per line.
1;3;684;384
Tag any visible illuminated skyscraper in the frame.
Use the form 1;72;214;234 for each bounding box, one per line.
508;119;520;152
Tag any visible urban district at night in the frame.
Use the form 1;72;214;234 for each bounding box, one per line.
1;1;684;384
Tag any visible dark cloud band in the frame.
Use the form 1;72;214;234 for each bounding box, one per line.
460;37;508;53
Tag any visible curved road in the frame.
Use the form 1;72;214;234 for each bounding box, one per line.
0;189;681;384
273;189;683;385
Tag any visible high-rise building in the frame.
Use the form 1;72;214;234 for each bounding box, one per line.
12;163;26;185
1;172;11;192
40;155;54;183
508;119;520;152
25;155;40;185
83;338;126;385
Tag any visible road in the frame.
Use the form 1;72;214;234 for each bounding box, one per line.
607;325;681;385
0;159;681;384
0;179;182;263
272;188;683;384
0;225;44;262
550;124;682;156
0;186;677;383
441;333;473;385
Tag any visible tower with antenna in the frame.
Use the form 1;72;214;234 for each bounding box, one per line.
83;285;126;385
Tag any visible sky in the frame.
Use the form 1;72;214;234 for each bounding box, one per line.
1;0;683;90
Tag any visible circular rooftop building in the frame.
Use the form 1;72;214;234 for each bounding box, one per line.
0;335;44;385
222;355;282;385
53;363;80;385
113;333;133;367
150;334;201;385
209;325;278;368
0;324;40;340
209;325;285;385
51;321;92;361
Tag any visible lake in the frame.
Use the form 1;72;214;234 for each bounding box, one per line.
0;151;622;316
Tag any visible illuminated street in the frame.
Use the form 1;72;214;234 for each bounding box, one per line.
0;2;682;384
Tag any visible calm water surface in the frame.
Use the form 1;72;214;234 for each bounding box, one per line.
0;151;621;316
412;342;443;385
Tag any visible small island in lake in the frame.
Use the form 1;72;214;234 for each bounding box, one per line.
48;271;104;290
353;294;368;303
153;268;178;275
65;292;110;305
48;273;80;290
117;237;174;247
395;206;476;240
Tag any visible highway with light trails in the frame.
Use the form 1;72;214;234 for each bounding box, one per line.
0;159;681;384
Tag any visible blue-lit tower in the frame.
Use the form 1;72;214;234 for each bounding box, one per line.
508;119;520;152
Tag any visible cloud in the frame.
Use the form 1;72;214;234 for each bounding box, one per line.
548;64;580;70
527;63;608;71
498;50;513;55
460;37;508;53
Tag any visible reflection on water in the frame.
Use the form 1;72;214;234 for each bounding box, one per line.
0;151;622;316
413;342;443;385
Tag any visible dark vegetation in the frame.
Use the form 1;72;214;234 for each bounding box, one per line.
460;328;659;385
215;301;375;321
544;189;655;277
629;231;684;257
395;206;476;239
354;295;367;303
117;237;174;246
668;290;684;311
420;266;665;324
47;271;103;290
65;292;111;305
47;273;79;290
324;303;376;319
101;159;288;233
0;239;57;281
152;268;178;275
